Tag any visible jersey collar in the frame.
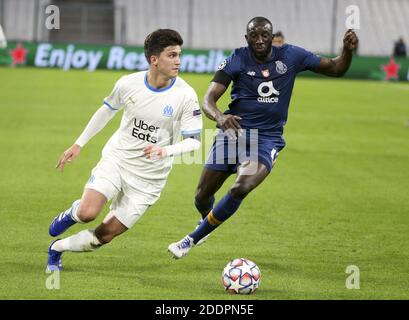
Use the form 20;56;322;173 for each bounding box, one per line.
144;72;176;92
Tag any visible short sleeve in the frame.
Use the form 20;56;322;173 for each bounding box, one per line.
180;90;202;137
293;45;321;73
103;77;125;111
216;49;242;80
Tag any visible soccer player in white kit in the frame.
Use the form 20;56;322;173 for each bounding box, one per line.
47;29;202;271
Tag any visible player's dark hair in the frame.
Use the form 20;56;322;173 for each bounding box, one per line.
246;16;273;31
274;31;284;38
144;29;183;64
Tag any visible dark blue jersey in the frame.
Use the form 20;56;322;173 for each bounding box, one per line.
219;44;321;133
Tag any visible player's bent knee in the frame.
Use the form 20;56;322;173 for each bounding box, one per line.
195;191;215;210
230;182;255;199
194;188;202;201
194;189;208;204
77;206;100;223
195;185;209;201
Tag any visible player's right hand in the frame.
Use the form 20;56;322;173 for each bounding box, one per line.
343;29;359;51
56;144;81;171
216;114;243;140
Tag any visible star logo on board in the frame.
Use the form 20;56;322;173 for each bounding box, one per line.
9;43;28;66
382;57;400;81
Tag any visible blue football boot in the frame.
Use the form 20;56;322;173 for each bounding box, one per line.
49;200;80;237
46;239;63;271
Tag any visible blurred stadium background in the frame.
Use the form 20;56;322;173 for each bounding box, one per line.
2;0;409;55
0;0;408;300
2;0;409;80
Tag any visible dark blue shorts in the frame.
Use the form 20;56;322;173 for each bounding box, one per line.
204;129;285;173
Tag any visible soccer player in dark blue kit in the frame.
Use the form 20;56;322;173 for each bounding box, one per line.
168;17;359;258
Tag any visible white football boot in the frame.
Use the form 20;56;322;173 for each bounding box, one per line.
168;235;195;259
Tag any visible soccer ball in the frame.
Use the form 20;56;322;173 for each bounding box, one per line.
222;258;261;294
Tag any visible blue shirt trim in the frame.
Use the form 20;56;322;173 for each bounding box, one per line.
103;100;118;111
182;129;202;135
144;72;176;92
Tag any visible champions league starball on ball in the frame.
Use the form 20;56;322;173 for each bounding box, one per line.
222;258;261;294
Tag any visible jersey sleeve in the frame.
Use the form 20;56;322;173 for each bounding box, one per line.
180;90;203;138
103;77;126;111
293;45;321;73
216;49;242;81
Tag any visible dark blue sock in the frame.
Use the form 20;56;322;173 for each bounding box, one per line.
189;192;242;244
212;192;242;221
195;196;215;219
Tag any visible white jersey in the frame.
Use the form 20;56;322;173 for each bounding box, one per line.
102;71;202;182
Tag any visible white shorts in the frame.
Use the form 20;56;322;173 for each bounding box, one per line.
85;157;166;228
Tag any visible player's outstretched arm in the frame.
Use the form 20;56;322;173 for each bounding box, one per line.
56;105;117;171
203;81;242;139
314;29;359;77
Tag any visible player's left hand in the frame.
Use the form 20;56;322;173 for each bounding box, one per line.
56;144;81;171
343;29;359;51
143;145;167;160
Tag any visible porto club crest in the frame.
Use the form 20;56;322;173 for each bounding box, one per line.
275;61;287;74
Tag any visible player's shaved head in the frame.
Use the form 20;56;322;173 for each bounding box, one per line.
245;17;274;62
246;17;273;33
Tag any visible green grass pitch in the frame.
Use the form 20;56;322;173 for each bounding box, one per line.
0;67;408;299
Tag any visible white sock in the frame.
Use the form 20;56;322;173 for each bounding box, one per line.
69;199;84;223
51;229;102;252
